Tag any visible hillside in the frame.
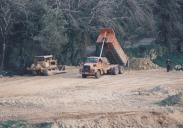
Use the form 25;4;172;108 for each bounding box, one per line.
0;0;183;70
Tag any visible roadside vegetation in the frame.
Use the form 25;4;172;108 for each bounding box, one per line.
0;121;51;128
159;93;183;106
154;52;183;67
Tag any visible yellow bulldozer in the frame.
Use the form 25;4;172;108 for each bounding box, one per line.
27;55;65;76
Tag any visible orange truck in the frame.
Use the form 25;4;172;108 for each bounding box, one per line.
80;28;129;78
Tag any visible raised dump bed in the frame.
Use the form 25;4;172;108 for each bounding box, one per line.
96;28;128;66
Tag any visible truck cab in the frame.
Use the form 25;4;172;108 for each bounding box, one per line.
80;56;122;78
80;57;108;78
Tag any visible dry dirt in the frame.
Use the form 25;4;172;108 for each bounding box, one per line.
0;67;183;128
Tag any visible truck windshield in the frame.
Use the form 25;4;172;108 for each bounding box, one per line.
85;58;98;63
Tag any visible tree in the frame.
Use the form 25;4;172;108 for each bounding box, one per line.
0;0;30;70
34;1;68;62
156;0;183;52
0;0;14;70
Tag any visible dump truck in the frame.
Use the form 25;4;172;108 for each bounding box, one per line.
80;28;128;78
27;55;65;76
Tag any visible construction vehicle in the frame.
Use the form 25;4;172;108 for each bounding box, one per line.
80;28;129;78
27;55;65;76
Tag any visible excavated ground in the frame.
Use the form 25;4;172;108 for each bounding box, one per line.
0;67;183;128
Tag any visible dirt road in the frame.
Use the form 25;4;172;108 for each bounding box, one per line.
0;68;183;127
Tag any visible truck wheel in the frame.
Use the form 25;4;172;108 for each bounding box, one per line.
119;66;124;74
82;74;87;78
43;70;49;76
95;71;101;79
113;67;119;75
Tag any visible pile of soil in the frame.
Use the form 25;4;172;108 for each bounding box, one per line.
129;58;159;70
1;111;183;128
49;112;181;128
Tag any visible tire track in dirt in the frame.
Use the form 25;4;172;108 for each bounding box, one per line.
0;97;45;108
0;77;44;86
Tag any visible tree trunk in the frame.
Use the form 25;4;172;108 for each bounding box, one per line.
1;37;6;71
176;40;182;52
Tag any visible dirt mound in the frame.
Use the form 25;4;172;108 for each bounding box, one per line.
160;93;183;106
130;58;159;70
1;111;183;128
1;111;182;128
49;112;181;128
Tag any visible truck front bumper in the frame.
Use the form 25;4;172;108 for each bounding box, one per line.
82;72;95;75
82;69;95;76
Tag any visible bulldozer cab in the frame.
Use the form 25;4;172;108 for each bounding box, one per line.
34;55;53;63
33;55;58;68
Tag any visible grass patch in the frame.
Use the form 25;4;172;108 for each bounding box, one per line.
0;121;52;128
159;93;183;106
0;121;30;128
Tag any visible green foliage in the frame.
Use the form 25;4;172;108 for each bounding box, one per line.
0;121;52;128
0;121;31;128
154;52;183;67
159;93;183;106
126;44;162;58
34;3;68;60
155;0;183;51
